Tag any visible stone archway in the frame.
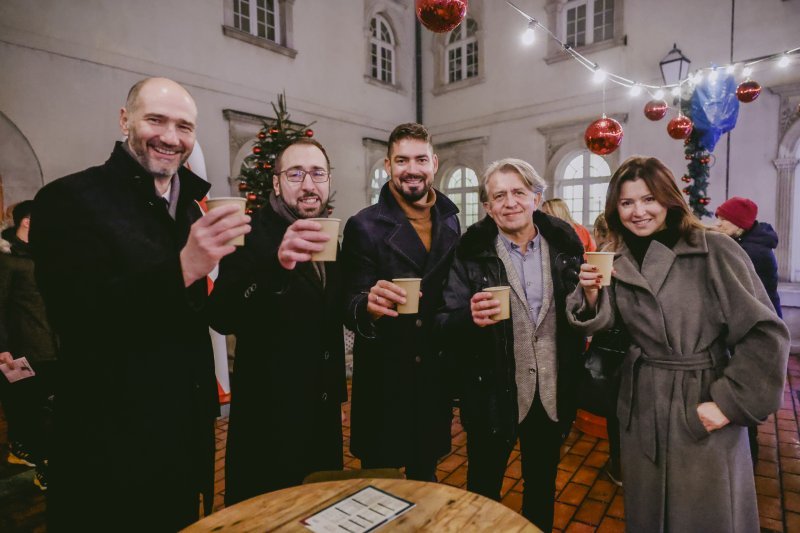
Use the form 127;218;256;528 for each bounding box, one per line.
0;111;43;221
771;83;800;281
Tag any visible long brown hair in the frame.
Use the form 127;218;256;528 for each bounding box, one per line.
540;198;577;226
604;156;705;250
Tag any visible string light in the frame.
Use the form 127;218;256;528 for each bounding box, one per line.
629;84;642;97
507;0;799;93
671;86;682;97
521;21;535;45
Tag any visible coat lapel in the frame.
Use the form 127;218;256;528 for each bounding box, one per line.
640;241;677;296
494;236;527;306
535;237;554;326
422;208;459;279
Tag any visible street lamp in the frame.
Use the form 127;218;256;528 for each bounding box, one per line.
659;44;691;86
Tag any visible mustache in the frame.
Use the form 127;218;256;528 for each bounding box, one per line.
148;140;185;153
400;173;426;182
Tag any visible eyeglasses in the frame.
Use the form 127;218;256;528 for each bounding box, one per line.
279;168;330;183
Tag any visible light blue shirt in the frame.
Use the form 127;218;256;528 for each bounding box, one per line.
499;230;544;323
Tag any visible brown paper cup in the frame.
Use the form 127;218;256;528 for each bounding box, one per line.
206;197;247;246
309;218;341;261
393;278;421;314
585;252;615;286
484;286;511;321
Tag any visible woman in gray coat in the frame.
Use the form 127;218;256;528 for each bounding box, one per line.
567;156;789;532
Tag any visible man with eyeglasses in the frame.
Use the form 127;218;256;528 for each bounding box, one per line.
209;138;347;503
341;123;460;481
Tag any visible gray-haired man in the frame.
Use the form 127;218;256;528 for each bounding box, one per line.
436;158;585;530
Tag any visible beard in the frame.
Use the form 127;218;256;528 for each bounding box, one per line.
395;173;432;203
288;193;327;219
128;136;189;180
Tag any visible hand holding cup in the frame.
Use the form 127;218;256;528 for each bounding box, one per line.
278;219;331;270
471;291;501;327
366;280;408;321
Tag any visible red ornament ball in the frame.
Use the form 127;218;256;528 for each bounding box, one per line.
238;182;248;191
246;193;258;201
667;115;693;140
252;146;262;154
736;80;762;103
269;128;279;135
682;187;690;195
305;129;314;137
262;162;272;170
699;197;711;205
681;175;691;183
644;99;668;121
416;0;468;33
257;132;267;140
584;116;624;155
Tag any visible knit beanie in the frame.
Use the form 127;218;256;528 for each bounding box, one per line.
715;197;757;230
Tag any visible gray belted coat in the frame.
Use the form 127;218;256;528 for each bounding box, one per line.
567;229;789;533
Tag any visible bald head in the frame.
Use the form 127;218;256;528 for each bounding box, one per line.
119;77;198;181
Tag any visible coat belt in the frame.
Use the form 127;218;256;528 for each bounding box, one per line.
617;345;714;463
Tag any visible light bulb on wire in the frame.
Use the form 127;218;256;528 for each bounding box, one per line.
778;54;791;68
593;68;606;83
521;22;536;45
671;86;681;97
654;89;665;100
628;84;642;97
742;66;753;77
726;64;737;74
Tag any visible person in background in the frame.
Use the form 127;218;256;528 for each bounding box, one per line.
568;156;788;531
714;196;783;467
0;200;59;491
593;213;609;249
209;138;347;503
541;198;596;252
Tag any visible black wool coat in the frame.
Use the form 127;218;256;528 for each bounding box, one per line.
435;212;586;444
0;236;58;362
736;221;782;317
341;184;460;465
31;142;217;532
208;200;347;504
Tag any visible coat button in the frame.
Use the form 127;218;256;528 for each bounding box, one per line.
321;392;328;401
324;351;330;360
415;319;423;328
415;356;422;364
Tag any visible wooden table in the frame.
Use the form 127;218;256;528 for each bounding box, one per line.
183;478;541;532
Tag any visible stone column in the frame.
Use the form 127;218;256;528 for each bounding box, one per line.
773;157;799;281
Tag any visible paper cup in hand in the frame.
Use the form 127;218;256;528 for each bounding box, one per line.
206;197;247;246
585;252;615;286
392;278;421;314
309;218;340;261
484;286;511;321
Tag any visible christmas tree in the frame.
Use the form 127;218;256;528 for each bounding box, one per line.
237;92;315;213
680;97;713;218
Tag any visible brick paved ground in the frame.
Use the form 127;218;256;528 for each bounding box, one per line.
3;355;800;531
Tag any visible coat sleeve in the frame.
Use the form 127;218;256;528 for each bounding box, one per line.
706;234;790;426
340;215;379;338
0;256;12;352
30;179;204;342
565;283;616;336
435;254;478;341
207;216;289;335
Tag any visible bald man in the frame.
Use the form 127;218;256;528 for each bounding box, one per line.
31;77;250;531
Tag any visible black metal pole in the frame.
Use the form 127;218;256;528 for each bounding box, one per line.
415;17;423;124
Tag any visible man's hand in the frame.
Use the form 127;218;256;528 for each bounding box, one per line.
277;219;330;270
0;351;14;369
366;280;409;321
180;204;250;287
471;292;500;328
697;402;730;432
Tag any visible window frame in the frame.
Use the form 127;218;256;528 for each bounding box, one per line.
222;0;296;58
441;165;481;229
555;150;612;227
544;0;624;65
445;18;480;85
369;14;396;85
234;0;280;43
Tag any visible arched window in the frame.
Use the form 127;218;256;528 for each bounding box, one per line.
446;18;479;84
370;15;395;84
558;151;611;226
369;165;389;205
443;166;480;228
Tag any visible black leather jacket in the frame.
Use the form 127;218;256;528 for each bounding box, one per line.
436;211;585;444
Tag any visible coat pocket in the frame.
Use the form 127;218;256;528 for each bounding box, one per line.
683;372;711;441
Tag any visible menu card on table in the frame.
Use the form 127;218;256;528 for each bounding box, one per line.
302;485;415;532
